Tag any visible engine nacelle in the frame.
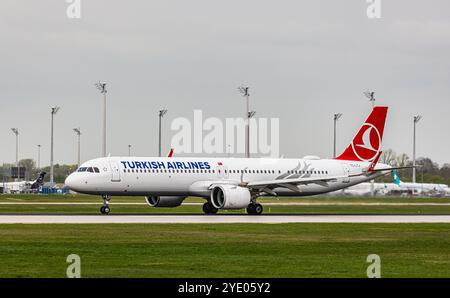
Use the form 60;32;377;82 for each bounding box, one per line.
145;196;186;207
210;185;251;209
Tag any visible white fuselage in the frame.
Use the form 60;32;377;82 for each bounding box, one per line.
65;156;390;198
1;181;32;193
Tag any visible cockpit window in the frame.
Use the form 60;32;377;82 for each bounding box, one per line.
78;167;100;173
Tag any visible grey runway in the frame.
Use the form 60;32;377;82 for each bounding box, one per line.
1;214;450;224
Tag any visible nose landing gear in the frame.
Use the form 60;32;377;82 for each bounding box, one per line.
100;195;111;214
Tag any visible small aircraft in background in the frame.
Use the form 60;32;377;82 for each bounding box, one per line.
1;172;46;194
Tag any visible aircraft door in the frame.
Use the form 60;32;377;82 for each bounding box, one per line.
342;164;350;183
109;159;121;182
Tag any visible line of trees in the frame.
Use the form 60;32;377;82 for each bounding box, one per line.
0;160;77;184
378;149;450;185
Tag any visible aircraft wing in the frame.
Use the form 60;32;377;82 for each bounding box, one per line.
369;166;413;173
245;175;345;194
246;166;400;194
347;166;413;177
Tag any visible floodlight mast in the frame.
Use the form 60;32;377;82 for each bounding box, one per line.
238;86;253;158
158;109;168;157
333;113;343;158
73;128;81;168
37;145;41;170
95;81;107;157
50;106;60;185
412;115;422;190
128;144;132;157
363;90;376;107
10;128;19;167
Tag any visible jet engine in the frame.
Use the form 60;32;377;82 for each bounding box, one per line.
145;196;186;207
210;185;251;209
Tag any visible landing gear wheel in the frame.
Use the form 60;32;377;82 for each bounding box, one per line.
247;203;263;215
254;203;263;215
100;195;111;215
203;202;218;215
100;206;110;214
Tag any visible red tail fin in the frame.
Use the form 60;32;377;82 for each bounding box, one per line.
336;106;388;162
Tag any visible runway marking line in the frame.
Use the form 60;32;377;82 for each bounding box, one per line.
1;215;450;224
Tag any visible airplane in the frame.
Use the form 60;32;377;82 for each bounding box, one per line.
65;106;408;215
331;170;450;197
390;170;449;196
328;182;387;196
1;172;46;194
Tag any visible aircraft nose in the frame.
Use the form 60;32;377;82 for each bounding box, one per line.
65;174;77;190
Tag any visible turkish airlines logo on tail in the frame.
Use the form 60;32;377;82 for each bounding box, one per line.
350;123;381;162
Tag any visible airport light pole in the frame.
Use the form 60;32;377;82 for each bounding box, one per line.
364;90;376;107
37;145;41;170
10;128;19;167
238;86;252;158
95;81;108;157
158;109;168;157
73;128;81;168
248;110;256;156
50;106;60;185
128;144;132;157
413;115;422;187
333;113;342;158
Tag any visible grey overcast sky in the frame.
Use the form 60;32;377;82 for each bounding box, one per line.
1;0;449;166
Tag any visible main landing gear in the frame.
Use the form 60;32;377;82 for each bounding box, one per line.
202;202;218;215
246;203;263;215
100;195;111;215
